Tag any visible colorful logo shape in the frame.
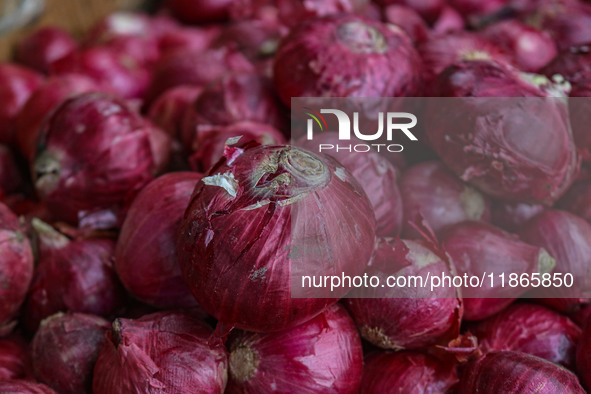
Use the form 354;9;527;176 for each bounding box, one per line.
303;107;328;132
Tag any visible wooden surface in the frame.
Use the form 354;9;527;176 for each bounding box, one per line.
0;0;145;61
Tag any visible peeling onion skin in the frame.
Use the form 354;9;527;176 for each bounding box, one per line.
31;313;110;394
16;27;77;74
0;334;27;380
577;314;591;391
471;303;581;368
33;92;156;227
24;220;124;332
518;210;591;312
360;351;459;393
298;132;403;237
116;172;202;309
273;15;422;106
400;161;491;238
0;202;34;332
458;351;586;394
226;304;363;393
0;380;57;393
93;311;228;394
178;144;376;332
440;221;553;321
427;60;578;205
344;238;462;350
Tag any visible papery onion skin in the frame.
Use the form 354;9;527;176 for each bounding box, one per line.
273;15;422;106
383;5;429;44
344;238;462;349
24;220;123;332
471;303;581;368
93;311;228;394
148;85;203;140
16;27;77;74
31;313;110;394
16;75;98;161
178;144;376;332
167;0;234;23
0;380;57;393
226;304;363;393
0;202;34;331
427;60;577;205
299;132;403;237
116;172;202;309
400;161;491;238
440;221;553;321
577;314;591;391
491;201;545;232
518;209;591;312
189;122;286;173
0;334;27;380
360;351;459;393
276;0;370;27
33;92;155;226
0;145;23;196
0;64;43;146
458;351;586;394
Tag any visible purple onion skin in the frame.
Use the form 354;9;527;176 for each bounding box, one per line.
427;60;577;205
383;5;429;44
24;221;124;332
93;311;228;394
16;27;77;74
178;144;376;333
148;85;203;140
458;351;586;394
31;313;110;394
481;20;557;72
273;15;422;106
158;26;221;56
432;6;465;35
116;172;202;309
299;132;403;237
577;315;591;391
0;63;43;146
0;202;34;330
344;238;462;350
471;303;581;368
491;200;545;233
33;92;155;226
400;161;491;238
167;0;233;23
519;209;591;312
558;179;591;223
440;221;553;321
0;380;57;394
0;335;27;380
360;351;459;393
378;0;445;23
226;304;363;393
15;75;98;161
276;0;370;27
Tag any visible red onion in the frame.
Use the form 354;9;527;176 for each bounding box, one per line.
226;304;362;392
31;313;110;394
148;86;203;140
24;219;123;332
145;121;172;176
188;122;286;172
491;201;545;232
418;33;512;83
181;73;285;153
15;75;98;161
519;209;591;312
432;6;465;35
158;26;221;56
440;221;554;321
33;92;156;226
50;46;149;100
481;20;557;72
0;202;34;332
273;15;422;106
344;238;462;349
116;172;202;309
0;64;43;146
471;303;581;368
378;0;445;23
427;60;578;205
0;145;23;196
400;161;491;238
178;144;376;332
215;18;285;61
93;311;228;393
16;27;77;74
276;0;370;27
559;180;591;223
0;380;57;393
166;0;234;23
458;351;585;393
577;314;591;391
146;47;253;105
383;5;429;44
0;335;27;380
360;351;459;393
299;132;403;237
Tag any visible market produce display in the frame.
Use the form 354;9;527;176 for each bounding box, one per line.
1;0;591;392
